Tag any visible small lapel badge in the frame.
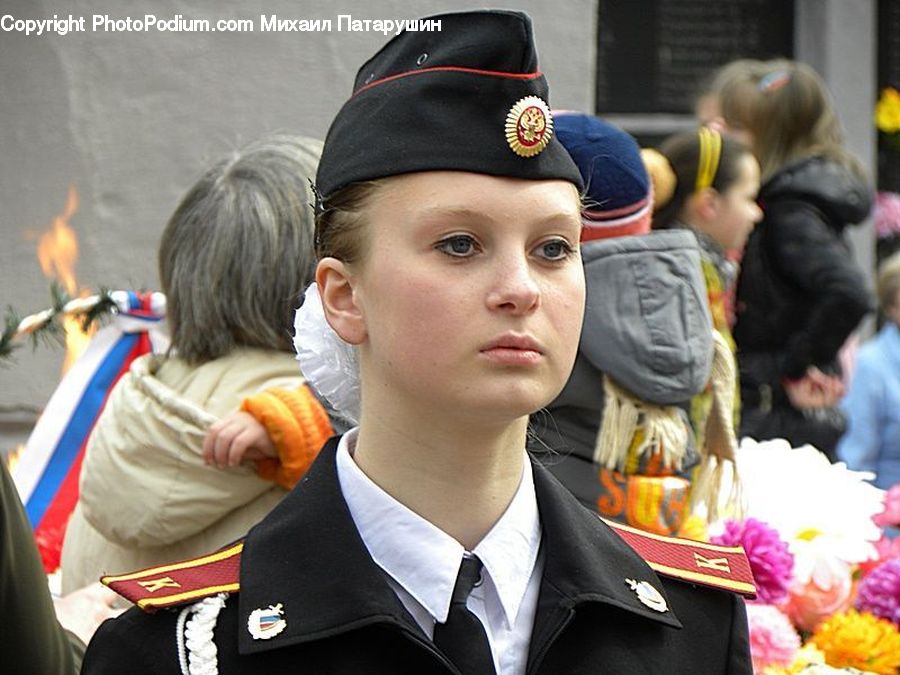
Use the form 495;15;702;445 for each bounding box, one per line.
248;603;287;640
625;578;668;613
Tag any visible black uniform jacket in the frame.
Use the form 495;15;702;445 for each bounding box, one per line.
82;437;752;674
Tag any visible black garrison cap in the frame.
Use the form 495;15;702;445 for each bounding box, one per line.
315;9;584;199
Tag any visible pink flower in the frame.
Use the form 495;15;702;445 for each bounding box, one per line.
878;536;900;561
860;536;900;577
783;553;854;633
856;558;900;627
746;604;800;672
874;191;900;239
873;485;900;528
711;518;794;604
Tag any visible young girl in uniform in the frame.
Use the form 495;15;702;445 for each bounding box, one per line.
83;11;753;674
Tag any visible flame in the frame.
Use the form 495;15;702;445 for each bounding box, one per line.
37;186;79;296
36;185;94;373
61;313;92;374
6;444;24;474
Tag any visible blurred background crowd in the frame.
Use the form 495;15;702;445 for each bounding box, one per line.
2;1;900;673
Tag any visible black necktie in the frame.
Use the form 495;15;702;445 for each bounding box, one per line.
432;556;496;675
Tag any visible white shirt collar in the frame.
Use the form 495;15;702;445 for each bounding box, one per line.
336;428;541;629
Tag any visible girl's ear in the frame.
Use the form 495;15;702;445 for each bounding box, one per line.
316;258;367;345
690;187;720;223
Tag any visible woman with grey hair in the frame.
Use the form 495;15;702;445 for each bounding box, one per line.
60;134;334;595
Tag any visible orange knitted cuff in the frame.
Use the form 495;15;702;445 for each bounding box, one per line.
241;386;333;489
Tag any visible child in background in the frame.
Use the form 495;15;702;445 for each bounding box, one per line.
837;251;900;491
652;127;763;442
60;135;334;595
716;58;873;459
531;112;721;535
694;59;762;140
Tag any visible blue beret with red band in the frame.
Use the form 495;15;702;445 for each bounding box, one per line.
555;112;653;241
315;10;584;199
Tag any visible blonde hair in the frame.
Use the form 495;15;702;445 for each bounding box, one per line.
314;180;386;263
717;59;866;181
696;58;763;120
878;251;900;313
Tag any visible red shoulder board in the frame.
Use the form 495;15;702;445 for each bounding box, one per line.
102;521;757;612
101;541;243;612
603;518;757;599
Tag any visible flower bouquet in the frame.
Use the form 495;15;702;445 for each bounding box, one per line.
694;439;900;674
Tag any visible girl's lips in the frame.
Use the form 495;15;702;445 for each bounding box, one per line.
479;333;544;365
480;333;543;353
479;347;543;366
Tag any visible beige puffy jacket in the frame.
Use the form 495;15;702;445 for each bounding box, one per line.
60;348;304;595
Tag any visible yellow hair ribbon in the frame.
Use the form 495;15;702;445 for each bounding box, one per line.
695;127;722;192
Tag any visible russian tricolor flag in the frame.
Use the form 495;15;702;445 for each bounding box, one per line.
12;291;168;572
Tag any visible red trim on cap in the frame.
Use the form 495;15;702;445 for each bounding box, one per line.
583;195;651;221
354;66;544;97
580;219;651;242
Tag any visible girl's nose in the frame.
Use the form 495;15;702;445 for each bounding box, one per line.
485;253;541;314
751;202;764;224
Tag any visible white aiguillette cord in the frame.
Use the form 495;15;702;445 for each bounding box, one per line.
176;593;228;675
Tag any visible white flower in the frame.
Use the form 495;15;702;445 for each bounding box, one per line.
715;438;884;565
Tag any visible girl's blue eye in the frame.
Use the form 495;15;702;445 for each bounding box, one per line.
536;239;574;261
436;235;477;257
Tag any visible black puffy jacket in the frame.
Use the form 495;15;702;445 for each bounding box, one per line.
734;155;874;399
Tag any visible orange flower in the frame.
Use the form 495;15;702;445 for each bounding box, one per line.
761;644;826;675
676;514;709;542
809;609;900;675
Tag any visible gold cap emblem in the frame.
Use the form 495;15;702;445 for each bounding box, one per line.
505;96;553;157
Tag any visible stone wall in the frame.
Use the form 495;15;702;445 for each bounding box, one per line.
0;0;878;454
0;0;596;452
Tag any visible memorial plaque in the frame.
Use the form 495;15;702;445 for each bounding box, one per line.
879;0;900;192
880;0;900;90
596;0;794;114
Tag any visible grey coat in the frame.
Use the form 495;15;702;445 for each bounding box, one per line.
532;230;713;508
